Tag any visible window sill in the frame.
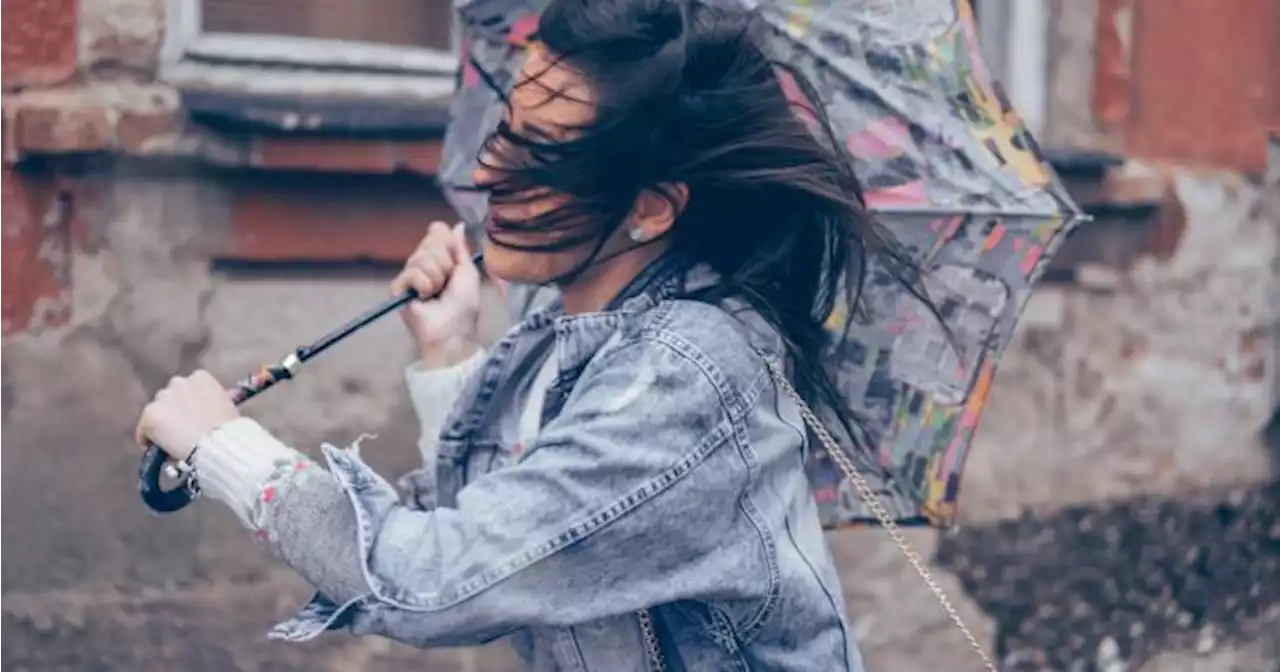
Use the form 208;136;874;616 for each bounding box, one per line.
3;81;455;175
3;82;461;269
180;86;452;137
165;60;456;135
179;33;459;76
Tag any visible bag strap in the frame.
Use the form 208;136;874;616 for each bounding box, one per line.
759;355;998;670
637;354;998;672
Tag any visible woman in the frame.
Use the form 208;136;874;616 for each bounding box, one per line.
135;0;932;668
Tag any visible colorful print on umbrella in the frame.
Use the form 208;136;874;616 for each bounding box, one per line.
438;0;1085;529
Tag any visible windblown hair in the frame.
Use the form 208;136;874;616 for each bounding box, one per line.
470;0;936;451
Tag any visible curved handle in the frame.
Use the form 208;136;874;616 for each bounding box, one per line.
135;251;482;515
137;372;284;515
139;443;197;513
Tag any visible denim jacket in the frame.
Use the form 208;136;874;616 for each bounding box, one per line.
210;259;864;671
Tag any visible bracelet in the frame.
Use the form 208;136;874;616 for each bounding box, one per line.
163;444;203;501
171;419;253;502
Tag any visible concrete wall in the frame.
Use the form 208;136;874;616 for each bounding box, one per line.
1;163;524;670
3;1;1278;670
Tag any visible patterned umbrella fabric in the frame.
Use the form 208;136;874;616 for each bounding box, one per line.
438;0;1084;528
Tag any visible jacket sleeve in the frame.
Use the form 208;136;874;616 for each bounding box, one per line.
193;349;487;529
398;349;488;509
238;338;765;648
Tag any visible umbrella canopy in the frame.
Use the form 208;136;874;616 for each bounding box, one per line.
438;0;1084;529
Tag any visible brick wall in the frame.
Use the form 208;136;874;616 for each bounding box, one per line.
1092;0;1279;173
0;0;460;336
2;2;1277;670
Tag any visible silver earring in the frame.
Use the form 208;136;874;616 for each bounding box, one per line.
628;228;647;242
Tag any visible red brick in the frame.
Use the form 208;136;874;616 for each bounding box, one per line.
1;0;79;89
12;103;115;153
253;137;447;175
1269;9;1280;134
254;137;397;173
1122;0;1276;173
1092;0;1135;128
115;108;181;155
3;111;17;165
396;140;446;174
2;168;71;335
222;172;458;263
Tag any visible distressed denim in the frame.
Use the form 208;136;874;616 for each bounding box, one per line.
260;261;864;671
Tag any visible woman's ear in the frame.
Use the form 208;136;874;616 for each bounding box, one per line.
628;182;689;242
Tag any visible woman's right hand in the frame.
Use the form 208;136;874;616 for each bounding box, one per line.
391;221;482;367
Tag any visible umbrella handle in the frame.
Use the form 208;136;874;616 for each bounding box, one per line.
137;252;484;515
139;443;199;513
138;365;298;514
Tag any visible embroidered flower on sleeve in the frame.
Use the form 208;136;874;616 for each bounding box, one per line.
249;453;317;544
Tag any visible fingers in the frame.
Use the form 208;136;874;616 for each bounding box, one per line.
189;369;225;398
137;375;181;448
393;253;449;297
190;369;217;385
136;371;227;450
135;403;154;448
450;223;480;280
391;221;464;298
450;222;471;261
413;220;453;256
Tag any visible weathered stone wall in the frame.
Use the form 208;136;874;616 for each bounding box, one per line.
3;1;1278;671
0;163;525;670
914;1;1279;668
941;160;1280;671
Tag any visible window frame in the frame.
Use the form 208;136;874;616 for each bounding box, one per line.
973;0;1050;136
161;0;461;99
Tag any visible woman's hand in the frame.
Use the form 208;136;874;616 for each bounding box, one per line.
135;370;240;462
391;221;482;367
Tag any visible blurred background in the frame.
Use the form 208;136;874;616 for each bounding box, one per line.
2;0;1277;670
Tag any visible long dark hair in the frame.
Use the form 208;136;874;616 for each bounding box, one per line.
471;0;936;452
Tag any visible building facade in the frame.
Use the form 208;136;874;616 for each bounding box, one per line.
3;0;1277;669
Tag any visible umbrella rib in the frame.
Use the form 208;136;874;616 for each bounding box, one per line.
865;206;1091;220
754;9;1088;222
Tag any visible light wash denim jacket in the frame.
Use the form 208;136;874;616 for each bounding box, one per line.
194;258;864;671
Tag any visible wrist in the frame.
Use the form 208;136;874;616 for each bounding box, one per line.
418;335;481;369
191;417;299;528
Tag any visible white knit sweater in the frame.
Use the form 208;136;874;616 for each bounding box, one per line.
193;347;548;528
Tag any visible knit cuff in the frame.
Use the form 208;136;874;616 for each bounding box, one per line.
193;417;300;528
404;347;486;433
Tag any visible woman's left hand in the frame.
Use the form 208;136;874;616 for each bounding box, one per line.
135;370;240;461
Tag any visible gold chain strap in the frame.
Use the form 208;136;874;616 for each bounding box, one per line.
761;357;998;671
638;356;998;672
637;609;666;671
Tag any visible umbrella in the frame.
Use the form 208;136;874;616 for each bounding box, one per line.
437;0;1084;529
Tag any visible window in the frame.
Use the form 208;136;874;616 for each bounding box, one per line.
972;0;1049;136
202;0;453;51
162;0;459;99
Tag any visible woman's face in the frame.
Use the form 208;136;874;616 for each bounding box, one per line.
473;46;624;285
